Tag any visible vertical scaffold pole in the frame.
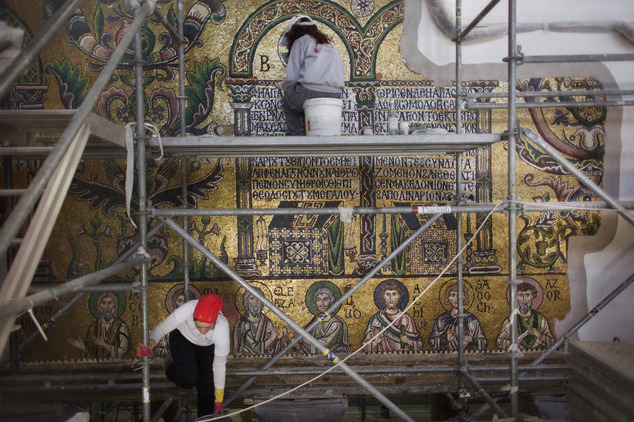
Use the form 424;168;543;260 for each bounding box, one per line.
455;0;463;136
177;0;191;305
177;3;193;418
507;0;521;419
454;3;467;420
132;5;151;421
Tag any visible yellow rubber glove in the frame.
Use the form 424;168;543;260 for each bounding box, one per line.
214;387;224;403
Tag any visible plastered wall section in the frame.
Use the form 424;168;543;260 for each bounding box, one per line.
402;0;634;343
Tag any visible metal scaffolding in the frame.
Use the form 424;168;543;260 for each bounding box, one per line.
455;1;634;420
1;1;633;421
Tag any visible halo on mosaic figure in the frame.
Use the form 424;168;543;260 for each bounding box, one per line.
373;279;409;310
235;281;273;316
505;277;544;310
165;283;202;314
88;291;126;319
277;29;291;66
305;281;343;316
438;278;475;312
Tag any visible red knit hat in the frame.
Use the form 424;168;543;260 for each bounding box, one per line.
193;294;223;323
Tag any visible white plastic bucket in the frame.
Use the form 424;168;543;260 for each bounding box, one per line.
303;98;343;136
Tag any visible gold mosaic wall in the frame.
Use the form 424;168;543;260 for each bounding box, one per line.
2;1;605;362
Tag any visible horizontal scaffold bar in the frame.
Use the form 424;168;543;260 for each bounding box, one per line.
0;133;502;160
467;89;634;98
150;134;501;158
468;99;634;109
150;201;634;218
520;53;634;63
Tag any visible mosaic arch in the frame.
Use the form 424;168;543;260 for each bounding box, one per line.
229;0;404;80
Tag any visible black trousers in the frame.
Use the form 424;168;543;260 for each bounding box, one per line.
282;83;341;136
167;330;215;417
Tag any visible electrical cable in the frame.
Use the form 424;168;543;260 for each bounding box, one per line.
196;203;502;421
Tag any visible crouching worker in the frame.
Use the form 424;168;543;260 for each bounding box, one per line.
137;293;230;418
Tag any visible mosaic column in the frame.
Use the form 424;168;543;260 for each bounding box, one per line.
2;8;48;110
235;157;260;277
469;106;501;274
351;83;379;275
354;156;378;276
227;80;256;136
9;86;48;110
351;82;378;133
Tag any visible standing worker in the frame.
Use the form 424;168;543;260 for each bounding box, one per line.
281;14;345;135
136;293;230;418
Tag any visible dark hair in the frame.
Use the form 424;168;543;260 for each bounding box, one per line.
285;18;331;52
445;283;470;307
517;282;538;297
380;281;402;298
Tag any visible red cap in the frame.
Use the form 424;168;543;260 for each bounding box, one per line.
193;294;223;323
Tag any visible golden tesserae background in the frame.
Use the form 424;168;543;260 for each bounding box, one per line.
2;0;606;362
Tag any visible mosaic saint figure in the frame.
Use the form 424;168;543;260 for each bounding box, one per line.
496;281;555;350
297;282;350;354
428;281;488;352
233;287;289;356
153;284;201;358
362;279;423;353
68;291;131;359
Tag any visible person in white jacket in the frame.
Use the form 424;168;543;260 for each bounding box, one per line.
136;293;230;418
281;14;345;135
